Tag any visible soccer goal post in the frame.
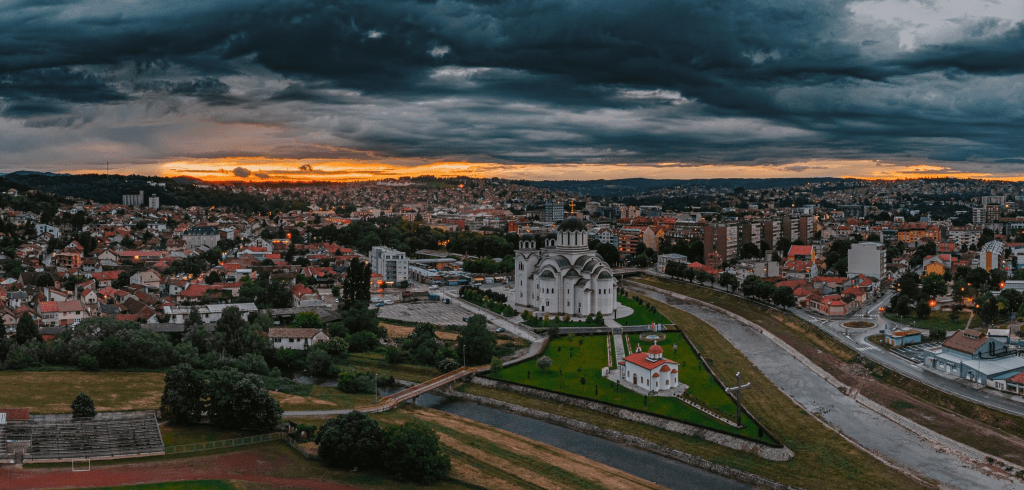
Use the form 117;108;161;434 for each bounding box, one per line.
71;459;91;472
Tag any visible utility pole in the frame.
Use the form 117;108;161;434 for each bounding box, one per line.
374;373;378;404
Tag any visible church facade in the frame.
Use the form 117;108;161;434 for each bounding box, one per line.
514;218;617;317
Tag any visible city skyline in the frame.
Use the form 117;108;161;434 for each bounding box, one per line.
2;0;1023;181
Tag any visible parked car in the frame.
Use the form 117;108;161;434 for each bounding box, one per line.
495;327;506;333
376;302;386;307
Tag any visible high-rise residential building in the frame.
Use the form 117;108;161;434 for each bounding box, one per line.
740;221;762;245
760;219;781;249
847;242;885;279
148;196;160;209
544;201;565;222
369;246;409;285
703;223;738;261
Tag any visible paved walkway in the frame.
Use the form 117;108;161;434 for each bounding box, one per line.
628;281;1018;490
446;294;545;342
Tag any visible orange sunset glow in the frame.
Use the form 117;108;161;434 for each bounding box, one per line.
99;158;1024;183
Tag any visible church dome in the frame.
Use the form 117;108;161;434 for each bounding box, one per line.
545;232;557;242
648;344;663;355
558;217;586;232
520;233;535;242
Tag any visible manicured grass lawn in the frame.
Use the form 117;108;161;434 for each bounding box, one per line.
884;310;969;331
616;294;670;326
488;334;773;443
0;371;165;414
96;480;236;490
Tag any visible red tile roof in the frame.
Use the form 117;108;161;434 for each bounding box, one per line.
37;300;85;313
788;245;813;256
622;352;678;371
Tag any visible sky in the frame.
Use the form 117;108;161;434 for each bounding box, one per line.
1;0;1023;182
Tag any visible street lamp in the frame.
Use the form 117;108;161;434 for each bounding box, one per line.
374;373;379;404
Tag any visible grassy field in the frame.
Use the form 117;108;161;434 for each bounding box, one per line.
0;371;165;414
616;294;670;326
160;425;266;447
271;385;379;412
884;311;969;331
488;334;773;443
347;352;440;383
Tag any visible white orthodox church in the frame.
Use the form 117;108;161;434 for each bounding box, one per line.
514;217;617;317
619;343;680;392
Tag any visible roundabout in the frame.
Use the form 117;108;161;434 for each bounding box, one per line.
842;321;875;329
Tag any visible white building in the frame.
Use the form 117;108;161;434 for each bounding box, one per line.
618;343;679;393
183;226;220;249
163;303;258;324
369;246;409;285
268;328;329;350
847;242;885;279
656;253;687;273
514;217;616;317
980;240;1005;271
148;196;160;209
35;223;61;239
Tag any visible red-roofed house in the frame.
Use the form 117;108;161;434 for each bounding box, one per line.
617;343;680;393
36;299;88;327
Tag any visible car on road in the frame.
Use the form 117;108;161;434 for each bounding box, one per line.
495;327;506;333
375;302;386;307
384;300;394;305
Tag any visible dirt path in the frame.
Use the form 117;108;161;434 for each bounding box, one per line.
0;446;358;490
413;408;666;490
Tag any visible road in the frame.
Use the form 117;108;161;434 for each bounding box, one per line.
628;281;1017;490
644;270;1024;419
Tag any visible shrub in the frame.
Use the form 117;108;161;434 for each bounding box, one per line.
316;412;385;470
536;355;552;371
436;357;460;373
347;331;379;353
71;393;96;418
77;354;99;371
337;371;376;394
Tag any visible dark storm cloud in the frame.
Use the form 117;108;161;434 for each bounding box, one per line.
0;0;1022;169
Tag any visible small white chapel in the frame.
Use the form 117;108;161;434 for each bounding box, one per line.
619;343;680;392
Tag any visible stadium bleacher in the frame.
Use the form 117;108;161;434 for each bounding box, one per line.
5;411;164;462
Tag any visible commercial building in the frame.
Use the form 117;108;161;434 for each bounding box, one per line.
369;246;409;285
979;240;1005;271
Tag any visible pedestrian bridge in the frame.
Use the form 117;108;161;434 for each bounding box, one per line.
357;365;487;413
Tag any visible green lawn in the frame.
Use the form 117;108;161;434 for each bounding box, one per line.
616;295;670;326
95;481;236;490
884;310;969;331
487;334;774;444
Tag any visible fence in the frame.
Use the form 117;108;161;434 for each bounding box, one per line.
163;432;284;455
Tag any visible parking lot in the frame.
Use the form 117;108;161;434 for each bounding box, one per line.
376;301;473;326
890;341;942;364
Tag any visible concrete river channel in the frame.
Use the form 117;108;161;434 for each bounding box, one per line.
292;376;751;489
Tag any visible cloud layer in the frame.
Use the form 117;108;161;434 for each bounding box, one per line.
1;0;1022;177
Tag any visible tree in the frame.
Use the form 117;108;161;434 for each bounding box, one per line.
718;272;739;292
740;275;760;297
341;259;372;310
739;242;761;260
71;393;96;418
1002;288;1024;314
214;306;270;358
204;369;282;430
161;363;205;424
490;356;503;375
978;295;1001;325
14;313;39;345
347;330;378;353
536;355;552;372
381;421;451;484
205;270;221;284
305;348;340;377
915;298;932;320
772;286;797;309
895;294;913;318
34;272;55;288
112;271;131;289
292;311;324;330
316;411;385;470
458;315;496;366
595;243;620;266
921;273;947;298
